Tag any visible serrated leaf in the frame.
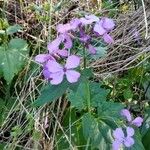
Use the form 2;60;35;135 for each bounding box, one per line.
82;113;113;149
0;38;28;83
6;24;22;35
129;132;145;150
33;80;69;107
68;80;110;110
68;79;91;110
97;101;124;121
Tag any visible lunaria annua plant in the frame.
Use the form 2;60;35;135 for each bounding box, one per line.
35;14;115;85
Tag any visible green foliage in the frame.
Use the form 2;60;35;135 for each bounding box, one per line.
6;25;22;35
11;125;22;138
0;38;28;83
82;113;113;149
33;80;72;106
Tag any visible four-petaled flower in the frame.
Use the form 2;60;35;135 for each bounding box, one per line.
94;17;115;44
121;109;143;127
45;55;80;85
112;127;135;150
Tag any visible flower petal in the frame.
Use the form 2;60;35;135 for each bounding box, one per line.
43;68;51;79
70;18;81;30
47;36;62;53
94;22;106;35
112;140;122;150
65;70;80;83
124;137;134;148
35;54;55;63
102;17;115;31
64;35;73;49
65;55;80;69
103;33;114;44
131;117;143;127
88;44;96;54
56;23;71;33
46;60;63;73
113;128;124;141
120;109;132;122
85;14;99;22
126;127;135;137
50;71;64;85
57;49;68;57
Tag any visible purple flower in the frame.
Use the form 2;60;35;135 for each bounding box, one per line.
56;18;80;33
35;54;55;63
103;33;114;44
80;14;99;25
94;17;115;44
121;109;143;127
47;33;73;58
45;55;80;85
112;127;135;150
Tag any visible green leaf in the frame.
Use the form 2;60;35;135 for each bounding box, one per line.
90;82;110;107
143;81;150;100
142;129;150;150
82;113;113;149
123;88;133;100
0;38;28;83
129;132;145;150
68;80;89;110
32;130;41;141
6;24;22;35
33;80;69;106
97;101;124;121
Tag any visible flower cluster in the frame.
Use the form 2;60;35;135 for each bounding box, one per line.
35;14;115;85
112;109;143;150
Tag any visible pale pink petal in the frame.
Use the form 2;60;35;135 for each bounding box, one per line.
88;44;96;54
47;36;62;53
80;14;99;25
46;60;63;73
79;34;90;43
65;70;80;83
35;54;55;63
43;69;51;79
56;23;71;33
57;49;68;57
102;17;115;31
85;14;99;22
64;35;72;49
124;137;134;147
126;127;134;137
103;33;114;44
70;18;81;30
94;22;106;35
112;140;122;150
113;128;124;141
65;55;80;69
131;117;143;127
120;109;132;122
50;71;64;85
